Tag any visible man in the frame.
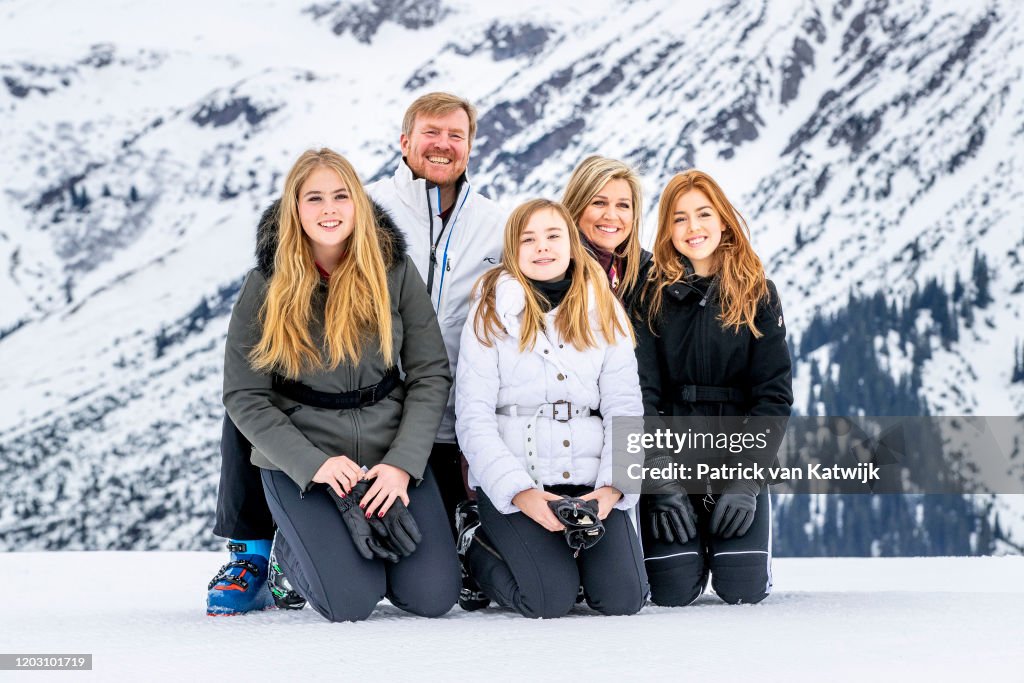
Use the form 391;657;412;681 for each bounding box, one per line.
366;92;505;538
206;92;504;616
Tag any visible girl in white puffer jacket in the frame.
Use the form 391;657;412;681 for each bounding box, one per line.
455;198;649;618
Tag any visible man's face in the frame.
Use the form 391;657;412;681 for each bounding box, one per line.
400;108;471;188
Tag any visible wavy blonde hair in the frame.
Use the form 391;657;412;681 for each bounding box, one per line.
472;199;630;352
561;155;644;296
645;170;769;337
249;149;394;377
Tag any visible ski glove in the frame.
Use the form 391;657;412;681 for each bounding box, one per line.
328;483;399;563
376;498;422;557
646;493;698;545
547;497;605;555
710;480;760;539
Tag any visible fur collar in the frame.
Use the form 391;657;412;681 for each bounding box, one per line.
254;199;407;278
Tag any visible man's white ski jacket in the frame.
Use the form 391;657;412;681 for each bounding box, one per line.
368;161;506;443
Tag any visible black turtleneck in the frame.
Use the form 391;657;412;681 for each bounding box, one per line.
529;264;574;312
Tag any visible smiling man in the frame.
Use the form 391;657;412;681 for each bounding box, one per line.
366;92;505;611
366;96;504;502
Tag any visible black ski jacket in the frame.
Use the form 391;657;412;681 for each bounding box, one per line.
620;248;654;324
634;259;793;421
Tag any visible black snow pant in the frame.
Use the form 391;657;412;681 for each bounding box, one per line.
260;466;460;623
213;414;274;541
427;441;470;542
466;488;649;619
641;486;772;606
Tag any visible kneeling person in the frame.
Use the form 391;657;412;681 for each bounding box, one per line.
455;199;649;619
221;148;459;622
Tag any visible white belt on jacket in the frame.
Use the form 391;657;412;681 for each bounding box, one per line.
495;400;593;486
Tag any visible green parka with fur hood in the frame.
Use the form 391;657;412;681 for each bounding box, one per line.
222;201;452;492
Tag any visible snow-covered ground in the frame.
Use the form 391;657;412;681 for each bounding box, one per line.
4;553;1022;681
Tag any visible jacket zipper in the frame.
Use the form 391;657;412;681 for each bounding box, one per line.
425;185;440;295
697;286;711;386
348;363;360;466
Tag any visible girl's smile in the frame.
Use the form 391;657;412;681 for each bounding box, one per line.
670;189;724;276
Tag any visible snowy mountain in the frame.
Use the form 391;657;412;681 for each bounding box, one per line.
1;0;1022;550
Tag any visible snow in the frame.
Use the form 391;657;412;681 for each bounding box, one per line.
4;553;1023;681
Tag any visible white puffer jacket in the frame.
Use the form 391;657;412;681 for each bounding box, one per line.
367;162;506;443
455;274;644;514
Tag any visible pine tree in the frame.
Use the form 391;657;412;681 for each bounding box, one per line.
961;299;975;328
781;285;994;557
69;183;90;210
1013;340;1023;383
972;249;993;308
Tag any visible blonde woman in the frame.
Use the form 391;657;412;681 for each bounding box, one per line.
562;155;652;317
455;199;648;618
215;148;458;622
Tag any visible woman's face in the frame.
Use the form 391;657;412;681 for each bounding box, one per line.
298;166;356;266
576;178;634;253
670;189;724;277
517;208;572;282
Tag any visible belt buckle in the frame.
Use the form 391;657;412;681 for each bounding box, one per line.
552;400;572;422
682;385;696;402
359;385;377;406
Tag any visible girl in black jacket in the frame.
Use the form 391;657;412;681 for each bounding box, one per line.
635;170;793;606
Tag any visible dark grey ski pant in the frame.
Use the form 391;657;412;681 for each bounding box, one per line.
641;487;772;606
260;466;460;622
466;488;649;619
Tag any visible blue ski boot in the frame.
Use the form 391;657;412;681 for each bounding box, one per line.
206;539;274;616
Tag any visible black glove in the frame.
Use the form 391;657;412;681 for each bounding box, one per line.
709;480;759;539
376;497;422;557
328;483;399;563
547;497;605;554
646;493;698;545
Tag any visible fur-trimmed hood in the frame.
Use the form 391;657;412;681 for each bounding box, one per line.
254;199;408;278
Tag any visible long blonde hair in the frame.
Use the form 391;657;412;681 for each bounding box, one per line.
645;170;769;337
249;149;394;377
472;199;630;352
561;155;644;295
